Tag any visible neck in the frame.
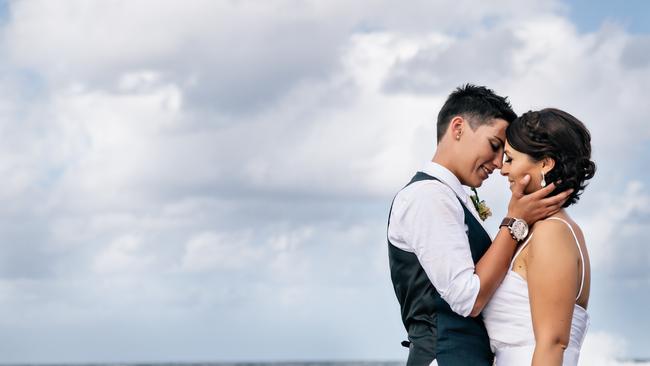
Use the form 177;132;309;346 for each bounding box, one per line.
432;151;460;183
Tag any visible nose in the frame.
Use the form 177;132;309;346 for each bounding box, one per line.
493;153;504;170
500;162;509;176
498;156;509;176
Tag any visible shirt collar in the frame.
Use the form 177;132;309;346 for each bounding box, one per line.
419;161;470;203
420;161;493;239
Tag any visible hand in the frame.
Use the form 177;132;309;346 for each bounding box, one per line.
507;175;574;225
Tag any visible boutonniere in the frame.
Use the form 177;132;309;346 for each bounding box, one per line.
470;187;492;221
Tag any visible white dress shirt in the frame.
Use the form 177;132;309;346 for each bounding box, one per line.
388;161;490;317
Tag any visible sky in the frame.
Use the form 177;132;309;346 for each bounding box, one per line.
0;0;649;364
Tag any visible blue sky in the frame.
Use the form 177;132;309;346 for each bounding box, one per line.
0;0;649;364
566;0;650;33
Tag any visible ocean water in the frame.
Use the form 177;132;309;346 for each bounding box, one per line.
1;363;406;366
5;362;650;366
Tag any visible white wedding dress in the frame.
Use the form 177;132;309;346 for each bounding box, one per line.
482;217;590;366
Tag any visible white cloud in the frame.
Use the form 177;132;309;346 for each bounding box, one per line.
180;231;260;272
580;331;631;366
92;234;153;274
579;181;650;271
0;0;649;362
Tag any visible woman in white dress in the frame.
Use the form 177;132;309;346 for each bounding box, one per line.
483;108;596;366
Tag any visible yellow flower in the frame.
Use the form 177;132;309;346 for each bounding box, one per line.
470;188;492;221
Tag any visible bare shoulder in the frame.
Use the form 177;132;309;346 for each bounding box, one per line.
527;218;578;258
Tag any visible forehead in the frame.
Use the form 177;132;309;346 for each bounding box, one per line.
504;140;524;155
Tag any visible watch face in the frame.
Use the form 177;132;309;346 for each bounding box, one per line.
512;220;529;240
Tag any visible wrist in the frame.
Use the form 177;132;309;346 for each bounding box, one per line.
499;227;519;248
499;217;529;241
507;211;529;224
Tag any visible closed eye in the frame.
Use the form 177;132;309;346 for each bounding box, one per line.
490;140;501;152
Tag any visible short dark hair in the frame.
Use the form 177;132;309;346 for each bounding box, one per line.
506;108;596;208
436;84;517;142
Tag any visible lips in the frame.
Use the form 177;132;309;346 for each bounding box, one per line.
481;165;493;176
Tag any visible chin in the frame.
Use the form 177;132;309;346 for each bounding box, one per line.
470;177;484;188
462;174;484;188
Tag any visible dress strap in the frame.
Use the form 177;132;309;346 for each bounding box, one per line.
510;233;534;268
545;217;586;300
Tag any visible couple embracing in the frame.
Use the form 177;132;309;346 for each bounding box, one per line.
388;85;596;366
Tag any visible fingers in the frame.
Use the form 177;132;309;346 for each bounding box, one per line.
529;182;557;199
511;174;530;198
541;188;574;209
545;204;563;217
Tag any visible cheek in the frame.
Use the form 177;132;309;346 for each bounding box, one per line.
476;147;495;166
510;162;528;177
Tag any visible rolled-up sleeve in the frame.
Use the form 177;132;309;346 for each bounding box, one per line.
396;182;480;317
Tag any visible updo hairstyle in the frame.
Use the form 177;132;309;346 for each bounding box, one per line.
506;108;596;207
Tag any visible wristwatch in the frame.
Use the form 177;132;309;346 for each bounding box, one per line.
500;217;529;241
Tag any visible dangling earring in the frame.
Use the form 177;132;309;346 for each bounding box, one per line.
540;171;546;188
456;134;461;140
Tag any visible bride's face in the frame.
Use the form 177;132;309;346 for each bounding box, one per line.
500;141;545;194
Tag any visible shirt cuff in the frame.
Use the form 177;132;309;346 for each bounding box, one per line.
441;271;481;317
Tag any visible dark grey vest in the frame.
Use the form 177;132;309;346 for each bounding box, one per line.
388;172;494;366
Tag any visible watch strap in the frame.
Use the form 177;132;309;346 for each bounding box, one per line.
500;217;515;228
500;217;518;241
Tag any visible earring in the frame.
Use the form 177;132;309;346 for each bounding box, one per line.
456;134;461;140
540;171;546;188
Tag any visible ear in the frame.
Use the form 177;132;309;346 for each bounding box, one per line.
449;116;464;140
541;157;555;173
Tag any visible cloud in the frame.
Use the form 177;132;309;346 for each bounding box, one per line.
4;0;351;115
579;331;629;366
180;231;261;272
92;234;153;274
383;28;523;94
0;0;648;362
621;34;650;69
579;180;650;273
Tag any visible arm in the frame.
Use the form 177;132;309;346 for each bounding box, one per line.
469;227;517;316
469;177;572;316
402;182;482;317
527;221;580;366
400;177;572;318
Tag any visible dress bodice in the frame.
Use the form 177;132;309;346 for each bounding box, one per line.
482;217;590;365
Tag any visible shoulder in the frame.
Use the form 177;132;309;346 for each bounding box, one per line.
398;178;455;200
396;179;461;209
391;178;463;221
530;218;572;236
527;219;578;259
